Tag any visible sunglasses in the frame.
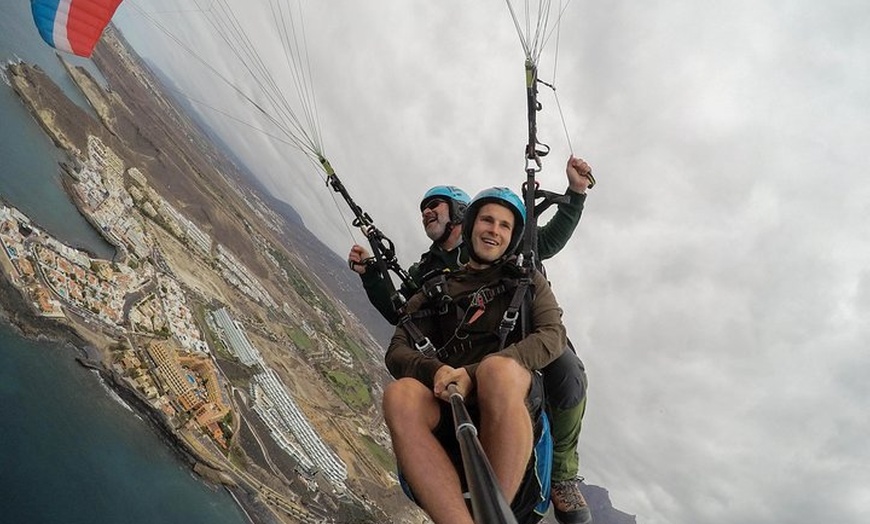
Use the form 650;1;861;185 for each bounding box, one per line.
422;198;447;211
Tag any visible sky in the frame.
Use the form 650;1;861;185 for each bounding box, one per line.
88;1;870;523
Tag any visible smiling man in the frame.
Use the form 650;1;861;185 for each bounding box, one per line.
469;201;515;264
350;156;594;524
383;187;567;524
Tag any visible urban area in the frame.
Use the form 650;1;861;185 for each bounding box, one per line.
0;133;399;522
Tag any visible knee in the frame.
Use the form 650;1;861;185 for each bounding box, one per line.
476;356;530;399
383;378;435;429
542;349;588;411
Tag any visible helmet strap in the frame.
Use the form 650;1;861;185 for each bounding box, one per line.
436;222;455;246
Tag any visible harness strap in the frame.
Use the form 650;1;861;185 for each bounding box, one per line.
408;307;447;320
398;314;437;357
401;275;526;358
497;271;533;350
410;282;515;320
475;283;510;304
421;274;451;306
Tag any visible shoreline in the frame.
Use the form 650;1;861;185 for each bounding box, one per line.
74;357;235;484
0;257;205;473
3;56;402;523
0;250;95;359
57;162;125;263
1;61;281;523
0;241;277;523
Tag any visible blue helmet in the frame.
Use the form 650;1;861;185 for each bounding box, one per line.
462;187;526;261
420;185;471;225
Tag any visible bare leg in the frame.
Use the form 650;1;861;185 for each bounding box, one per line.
476;356;534;502
383;378;474;524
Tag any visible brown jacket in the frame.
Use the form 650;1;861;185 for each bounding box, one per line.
385;263;566;389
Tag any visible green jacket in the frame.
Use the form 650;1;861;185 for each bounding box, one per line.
385;263;566;387
361;190;586;324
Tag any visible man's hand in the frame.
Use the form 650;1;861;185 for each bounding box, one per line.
566;155;594;193
347;244;372;274
433;365;473;401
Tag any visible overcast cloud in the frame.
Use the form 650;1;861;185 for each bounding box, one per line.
112;2;870;523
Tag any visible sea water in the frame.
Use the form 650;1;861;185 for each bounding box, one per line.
0;325;248;524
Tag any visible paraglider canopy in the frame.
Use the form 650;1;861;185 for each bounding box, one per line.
30;0;124;57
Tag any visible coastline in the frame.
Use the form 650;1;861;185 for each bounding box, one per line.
0;264;280;524
0;61;284;523
2;43;415;522
0;248;95;359
57;161;125;263
0;256;205;475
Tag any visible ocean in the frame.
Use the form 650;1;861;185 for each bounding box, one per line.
0;325;248;524
0;4;249;523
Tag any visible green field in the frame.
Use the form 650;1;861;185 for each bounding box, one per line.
286;327;314;351
360;434;395;471
323;369;371;409
334;330;367;362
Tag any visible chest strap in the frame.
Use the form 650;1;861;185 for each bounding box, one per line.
399;276;527;357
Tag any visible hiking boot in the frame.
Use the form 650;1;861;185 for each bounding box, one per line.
551;477;592;524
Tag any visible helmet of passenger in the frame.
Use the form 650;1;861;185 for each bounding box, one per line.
420;185;471;225
462;187;526;262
